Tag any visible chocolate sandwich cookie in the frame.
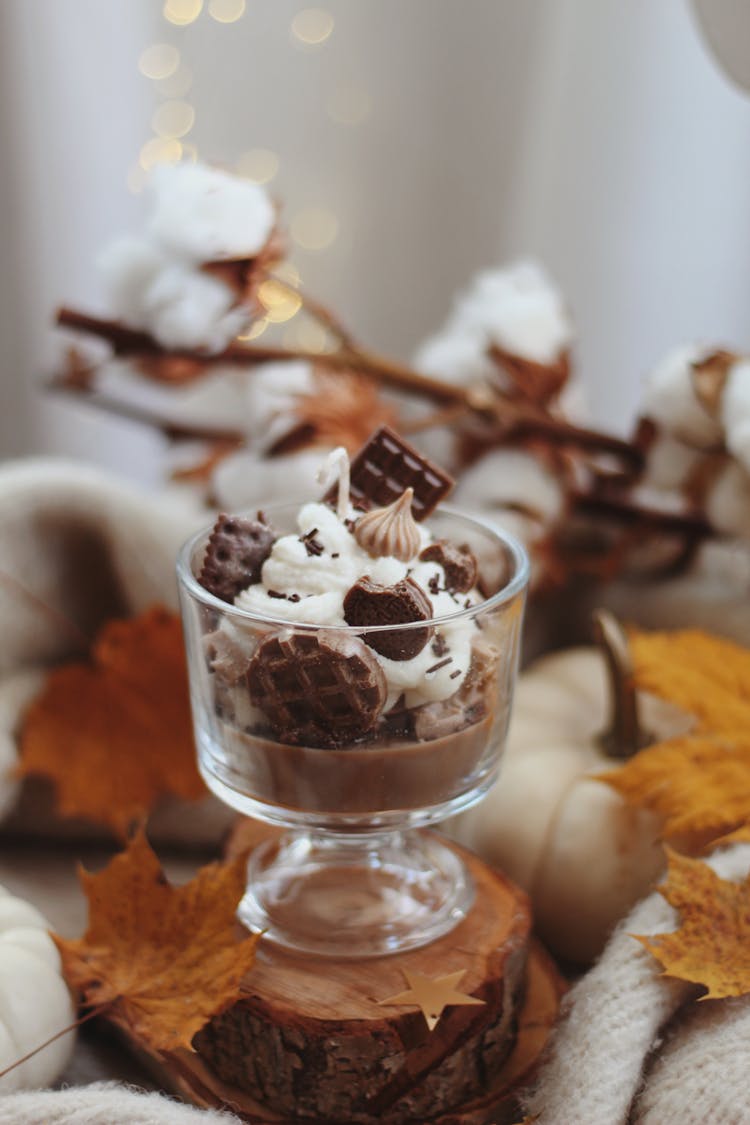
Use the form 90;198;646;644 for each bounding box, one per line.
419;540;478;594
327;425;454;521
246;629;387;747
343;576;433;661
199;512;276;602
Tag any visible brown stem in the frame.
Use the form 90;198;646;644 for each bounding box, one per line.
593;609;649;759
55;306;649;471
0;1003;110;1081
573;490;713;540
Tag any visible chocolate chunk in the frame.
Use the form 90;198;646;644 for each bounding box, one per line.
199;512;276;603
343;576;433;661
246;629;387;747
419;540;478;594
327;425;454;521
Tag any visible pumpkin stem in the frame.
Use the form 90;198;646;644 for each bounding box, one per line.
593;608;649;759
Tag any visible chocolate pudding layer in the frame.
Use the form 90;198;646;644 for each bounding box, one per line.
204;708;497;815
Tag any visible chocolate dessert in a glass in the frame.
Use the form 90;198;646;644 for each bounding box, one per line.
177;428;529;957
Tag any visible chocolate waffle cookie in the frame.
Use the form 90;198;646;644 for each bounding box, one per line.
246;629;387;747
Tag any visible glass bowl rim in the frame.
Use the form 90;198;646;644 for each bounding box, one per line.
176;501;530;633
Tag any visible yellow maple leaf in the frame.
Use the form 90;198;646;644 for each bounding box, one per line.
602;629;750;848
19;607;205;835
55;830;260;1053
635;849;750;1000
628;628;750;737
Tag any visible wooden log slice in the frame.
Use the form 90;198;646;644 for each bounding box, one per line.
120;941;563;1125
192;829;533;1124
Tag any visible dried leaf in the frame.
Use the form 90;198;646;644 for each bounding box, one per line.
605;734;750;847
55;830;260;1052
635;849;750;999
19;607;204;835
602;629;750;849
628;628;750;738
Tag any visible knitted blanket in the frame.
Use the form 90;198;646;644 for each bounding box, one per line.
522;842;750;1124
0;458;232;845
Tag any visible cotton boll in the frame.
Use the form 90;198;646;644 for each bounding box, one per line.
244;360;316;448
212;447;329;510
643;343;724;448
414;330;497;388
142;263;248;352
97;235;168;328
705;461;750;538
721;359;750;472
96;358;250;429
642;433;706;493
454;448;564;526
452;261;573;366
148;163;275;262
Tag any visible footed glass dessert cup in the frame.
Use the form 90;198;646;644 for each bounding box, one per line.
178;504;529;958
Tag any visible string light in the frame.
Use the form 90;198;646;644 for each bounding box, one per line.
291;8;334;46
236;149;279;184
258;280;302;323
208;0;246;22
237;318;269;341
139;137;183;171
163;0;203;25
326;85;372;126
290;207;339;251
138;44;180;80
152;99;195;139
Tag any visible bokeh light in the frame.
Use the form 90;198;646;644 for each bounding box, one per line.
163;0;203;26
208;0;246;22
290;207;339;251
236;148;280;184
258;280;303;324
138;44;180;81
238;318;269;342
152;100;195;139
291;8;334;46
139;137;183;171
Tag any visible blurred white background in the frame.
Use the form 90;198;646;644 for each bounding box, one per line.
1;0;749;482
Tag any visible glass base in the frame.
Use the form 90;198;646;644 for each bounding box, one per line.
238;829;475;958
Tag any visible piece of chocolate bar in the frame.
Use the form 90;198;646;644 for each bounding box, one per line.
327;425;454;521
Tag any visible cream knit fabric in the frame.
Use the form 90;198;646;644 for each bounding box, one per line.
0;457;234;845
0;1083;240;1124
522;843;750;1125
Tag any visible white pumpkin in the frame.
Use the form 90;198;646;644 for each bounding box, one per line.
448;613;684;964
0;884;75;1090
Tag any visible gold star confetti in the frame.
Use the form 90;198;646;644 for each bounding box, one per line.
378;969;485;1032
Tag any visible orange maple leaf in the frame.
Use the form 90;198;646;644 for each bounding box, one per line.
602;629;750;849
19;607;204;835
54;830;260;1053
635;849;750;1000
